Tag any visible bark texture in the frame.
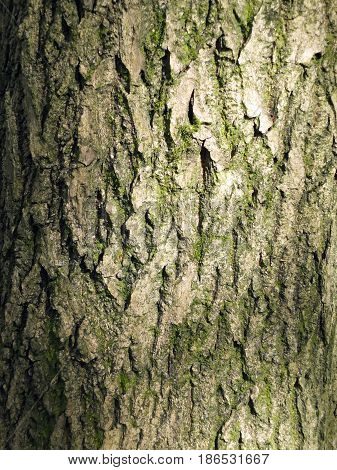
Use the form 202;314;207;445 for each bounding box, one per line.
1;0;337;450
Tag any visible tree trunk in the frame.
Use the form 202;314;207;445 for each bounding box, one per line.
1;0;337;450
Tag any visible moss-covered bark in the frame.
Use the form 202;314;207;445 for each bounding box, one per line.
1;0;337;449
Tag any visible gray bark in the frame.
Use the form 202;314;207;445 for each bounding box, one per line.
0;0;337;449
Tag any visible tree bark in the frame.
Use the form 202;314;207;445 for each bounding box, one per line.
1;0;337;450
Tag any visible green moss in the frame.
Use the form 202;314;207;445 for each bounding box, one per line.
271;411;281;449
263;189;276;209
217;117;243;153
257;380;272;415
322;32;336;66
93;241;105;264
118;370;137;394
193;235;204;263
232;0;257;41
288;389;302;447
176;0;216;65
116;88;129;111
153;88;169;114
169;121;200;162
145;9;166;49
83;405;105;449
106;111;115;127
143;8;166;82
180;121;200;140
244;1;255;28
154;171;176;212
144;387;158;399
28;312;67;448
273;17;287;69
179;28;203;65
228;422;241;443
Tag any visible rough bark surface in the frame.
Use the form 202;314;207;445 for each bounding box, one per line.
1;0;337;450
